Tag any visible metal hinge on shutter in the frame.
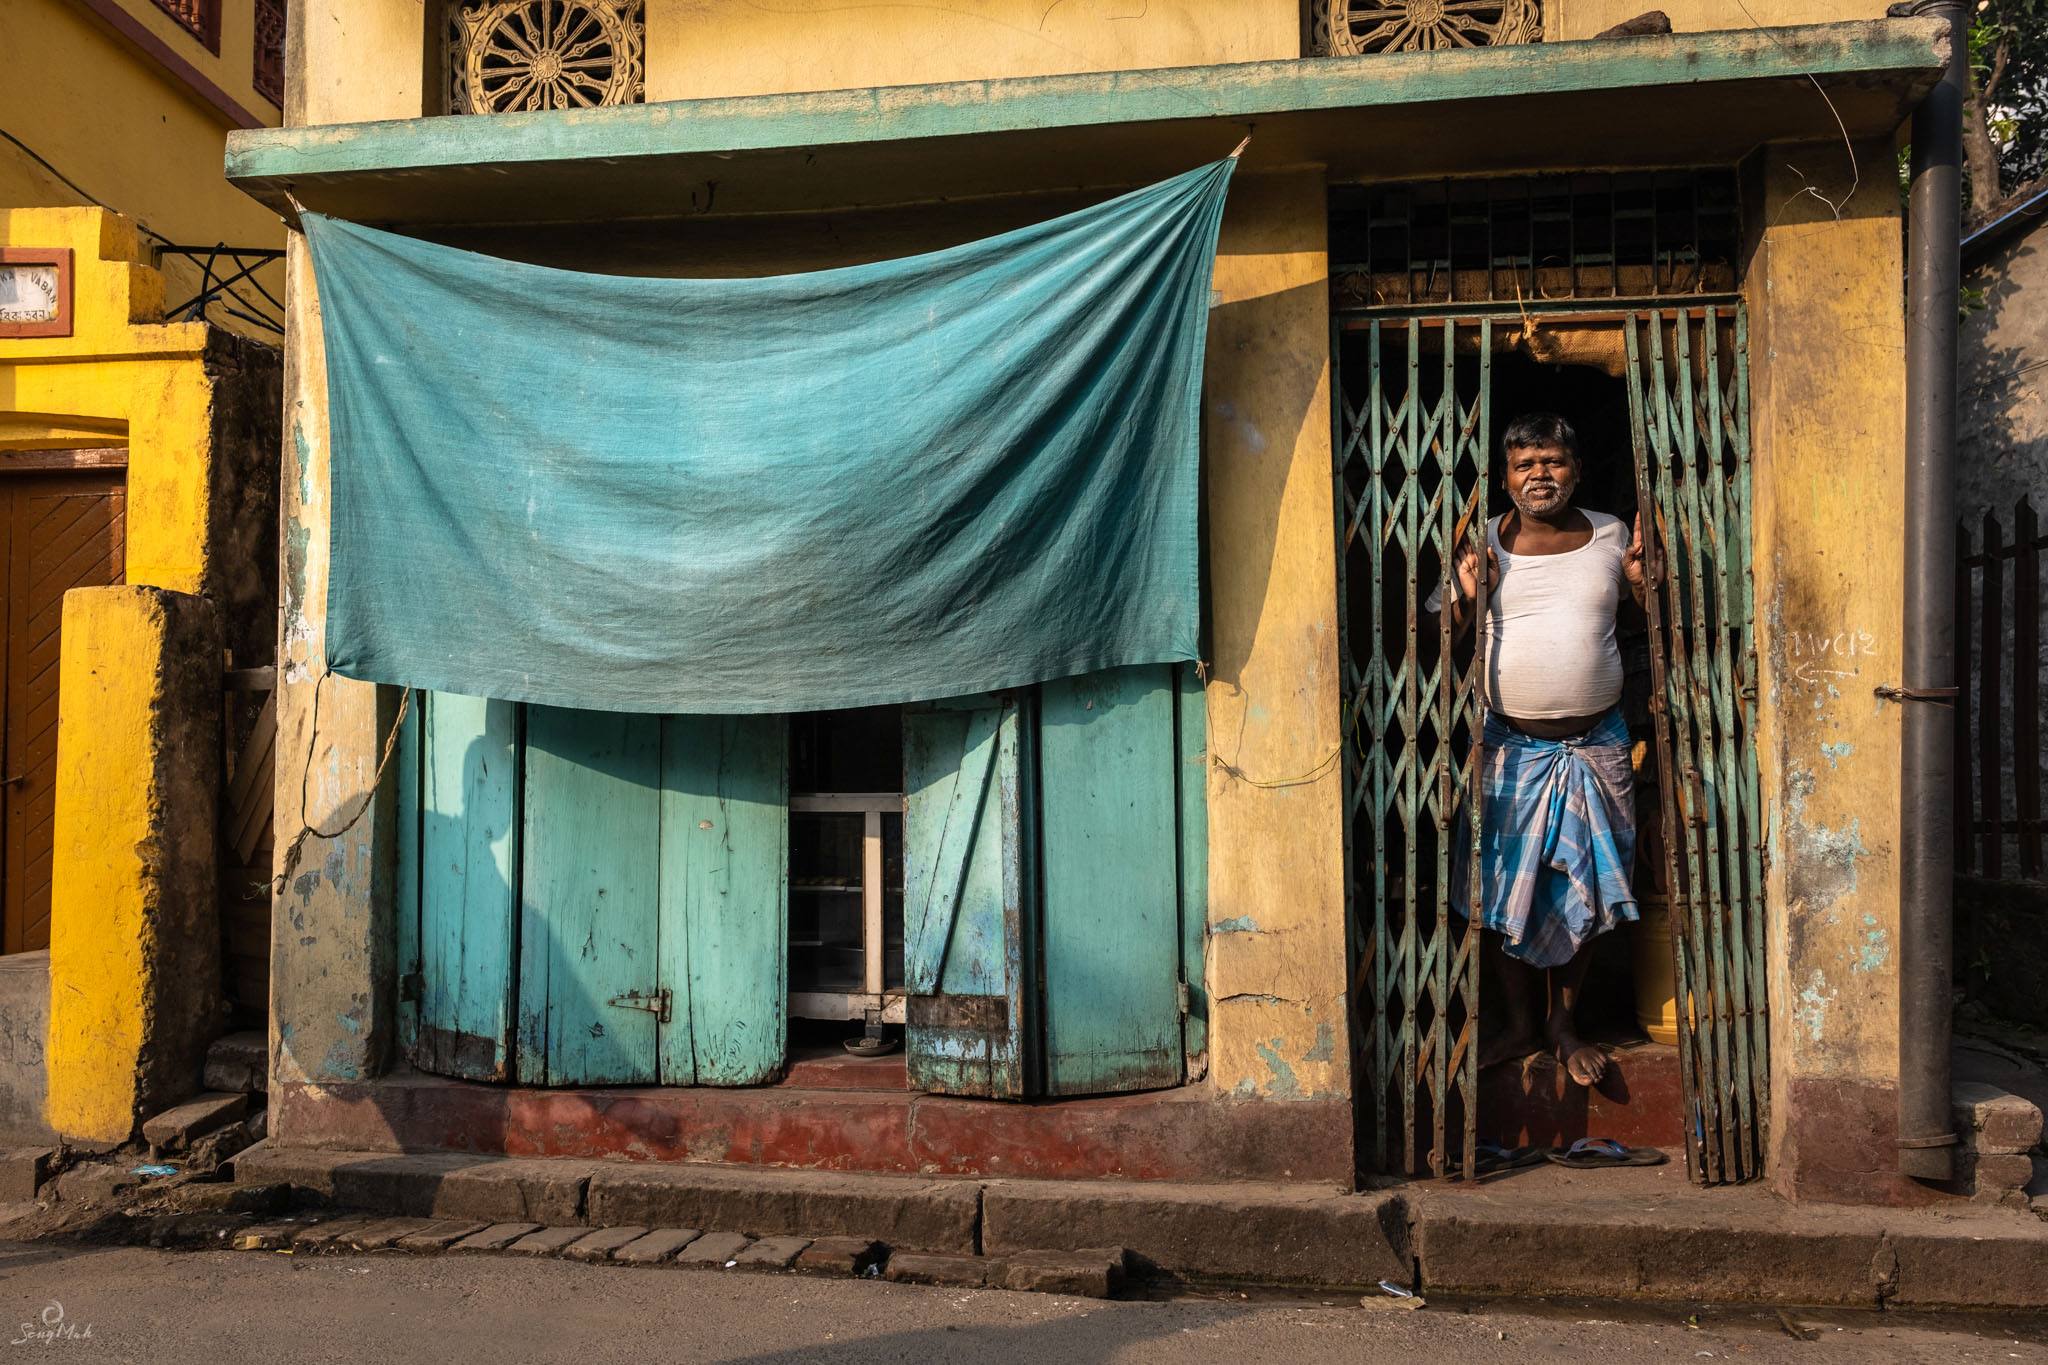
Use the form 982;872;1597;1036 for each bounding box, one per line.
1177;981;1191;1015
608;988;672;1024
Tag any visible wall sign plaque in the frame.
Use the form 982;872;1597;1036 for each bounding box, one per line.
0;249;72;339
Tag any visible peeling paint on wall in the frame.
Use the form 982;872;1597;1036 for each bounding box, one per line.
1303;1019;1335;1063
1796;969;1836;1045
1211;915;1259;933
1819;740;1854;770
1254;1036;1301;1099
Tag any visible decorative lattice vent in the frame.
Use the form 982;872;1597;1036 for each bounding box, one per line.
1310;0;1541;55
447;0;645;115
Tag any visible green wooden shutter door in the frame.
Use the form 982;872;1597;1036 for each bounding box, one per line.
1176;663;1210;1073
1039;665;1185;1094
517;706;663;1086
401;692;521;1082
902;694;1033;1098
658;714;788;1086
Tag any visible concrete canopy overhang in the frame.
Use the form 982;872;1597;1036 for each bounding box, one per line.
226;19;1948;229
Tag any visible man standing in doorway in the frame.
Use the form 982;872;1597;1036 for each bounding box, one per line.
1428;412;1648;1087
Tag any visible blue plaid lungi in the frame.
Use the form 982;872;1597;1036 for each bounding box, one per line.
1450;707;1638;968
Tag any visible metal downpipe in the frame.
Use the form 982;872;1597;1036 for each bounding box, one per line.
1895;0;1967;1182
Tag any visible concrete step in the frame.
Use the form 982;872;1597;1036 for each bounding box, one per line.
203;1032;268;1095
233;1143;2048;1309
140;1093;247;1154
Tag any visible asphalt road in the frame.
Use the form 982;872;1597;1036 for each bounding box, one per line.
0;1241;2042;1364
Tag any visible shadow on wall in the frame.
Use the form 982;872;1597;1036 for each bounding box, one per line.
1959;232;2045;522
1200;277;1329;694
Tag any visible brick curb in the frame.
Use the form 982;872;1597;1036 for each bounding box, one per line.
232;1144;2048;1309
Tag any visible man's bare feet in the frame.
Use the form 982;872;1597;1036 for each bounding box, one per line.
1552;1029;1607;1086
1479;1028;1540;1070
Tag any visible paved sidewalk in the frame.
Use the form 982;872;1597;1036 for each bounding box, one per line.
229;1144;2048;1309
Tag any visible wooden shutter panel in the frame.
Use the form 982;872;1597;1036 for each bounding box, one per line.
1038;665;1185;1094
902;693;1033;1098
517;705;663;1086
657;714;787;1086
399;692;520;1080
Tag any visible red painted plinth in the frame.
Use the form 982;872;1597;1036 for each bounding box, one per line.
273;1072;1354;1184
1479;1041;1685;1150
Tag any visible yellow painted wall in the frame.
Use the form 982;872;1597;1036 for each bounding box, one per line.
268;1;426;1093
43;592;159;1141
0;208;218;595
1744;140;1909;1196
646;0;1298;101
45;585;222;1144
0;0;284;342
1545;0;1894;39
2;206;251;1140
1201;171;1350;1101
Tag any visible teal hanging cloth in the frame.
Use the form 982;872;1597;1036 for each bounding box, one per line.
304;154;1237;713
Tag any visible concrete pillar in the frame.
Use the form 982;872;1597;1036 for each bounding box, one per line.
1745;139;1917;1203
45;586;223;1144
269;0;427;1102
1201;170;1352;1143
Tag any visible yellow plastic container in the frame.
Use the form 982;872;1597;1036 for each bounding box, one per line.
1629;891;1680;1046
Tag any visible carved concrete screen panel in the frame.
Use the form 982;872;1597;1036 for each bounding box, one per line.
1312;0;1541;54
447;0;645;115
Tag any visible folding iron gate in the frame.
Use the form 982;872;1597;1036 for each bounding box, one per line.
1624;306;1768;1185
1335;303;1767;1186
1336;315;1492;1182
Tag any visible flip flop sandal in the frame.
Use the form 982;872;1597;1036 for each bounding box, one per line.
1472;1143;1549;1175
1545;1137;1667;1168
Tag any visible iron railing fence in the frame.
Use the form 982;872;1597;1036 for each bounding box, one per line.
1955;496;2046;880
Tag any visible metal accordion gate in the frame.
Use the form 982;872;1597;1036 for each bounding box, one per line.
1336;314;1493;1182
1624;306;1769;1184
1335;292;1767;1186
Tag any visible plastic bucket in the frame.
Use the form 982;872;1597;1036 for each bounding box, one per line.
1629;891;1680;1045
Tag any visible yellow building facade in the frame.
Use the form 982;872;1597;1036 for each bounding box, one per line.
235;0;1947;1204
1;0;285;1144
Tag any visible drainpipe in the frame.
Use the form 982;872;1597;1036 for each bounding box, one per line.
1895;0;1967;1183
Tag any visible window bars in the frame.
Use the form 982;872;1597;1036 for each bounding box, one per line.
150;0;221;53
160;245;284;335
1331;171;1742;311
253;0;286;107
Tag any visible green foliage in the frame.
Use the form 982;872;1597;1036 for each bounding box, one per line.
1970;0;2047;195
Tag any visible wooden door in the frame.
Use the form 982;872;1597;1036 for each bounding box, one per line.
1;470;126;953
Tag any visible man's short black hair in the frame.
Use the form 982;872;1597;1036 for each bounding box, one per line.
1501;411;1579;461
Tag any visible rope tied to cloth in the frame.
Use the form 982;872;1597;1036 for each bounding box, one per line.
271;667;412;896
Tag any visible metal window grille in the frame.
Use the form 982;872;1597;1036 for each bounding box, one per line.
446;0;646;115
253;0;286;106
150;0;221;53
1331;171;1742;310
